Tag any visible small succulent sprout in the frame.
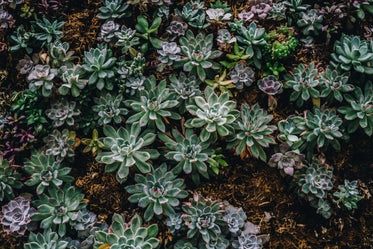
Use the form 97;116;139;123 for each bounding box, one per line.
338;81;373;136
0;197;36;235
174;239;198;249
114;25;140;54
230;63;255;89
250;2;272;19
159;129;214;185
257;75;283;95
24;151;74;195
185;86;240;142
269;2;287;20
81;129;104;156
330;34;373;74
223;204;247;235
0;9;15;29
206;8;232;21
82;44;117;91
43;129;76;161
200;234;229;249
170;72;201;102
228;104;277;161
31;185;87;237
79;223;109;248
16;54;38;75
125;76;146;95
47;40;77;68
182;194;227;245
297;159;334;201
74;209;97;231
24;228;68;249
97;0;131;20
297;9;323;36
59;64;88;97
126;163;188;221
217;29;236;44
319;68;353;102
167;20;188;38
94;213;159;248
268;144;305;176
166;213;183;234
333;180;363;210
32;16;64;44
92;93;128;126
97;20;120;43
157;41;181;65
135;15;162;52
96;123;159;183
27;64;58;97
285;62;320;107
316;199;332;219
238;10;254;22
0;156;22;201
125;75;181;132
232;232;263;249
177;30;223;81
277;117;301;146
117;53;145;91
46;100;81;127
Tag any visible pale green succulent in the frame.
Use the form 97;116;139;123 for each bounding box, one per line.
24;229;68;249
59;64;88;97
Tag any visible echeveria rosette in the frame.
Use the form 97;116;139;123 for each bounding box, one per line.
228;104;276;162
319;68;354;102
31;185;87;237
0;156;22;202
158;129;214;185
27;64;58;97
92;93;128;126
232;232;263;249
94;213;159;249
96;0;131;20
297;9;323;36
43;129;76;162
177;30;223;81
185;86;239;142
333;180;363;210
24;151;74;195
24;228;68;249
268;144;305;176
223;204;247;235
170;72;201;113
126;163;188;221
338;81;373;136
59;64;88;97
95;123;159;183
45;100;81;128
47;40;77;68
125;75;181;132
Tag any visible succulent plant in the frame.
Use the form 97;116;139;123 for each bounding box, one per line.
179;1;210;29
285;62;320;107
269;2;287;20
135;15;162;52
216;29;236;45
117;53;145;93
232;232;263;249
16;54;38;75
92;93;128;126
38;0;69;17
43;129;76;162
32;185;87;236
47;40;77;68
32;16;64;45
319;68;353;102
177;30;223;81
20;3;36;19
0;197;36;235
268;144;305;176
6;0;24;9
338;81;373;136
182;194;227;244
319;5;347;44
157;41;181;66
27;64;58;97
223;204;247;235
333;180;362;210
330;34;373;74
97;0;131;20
159;129;214;185
0;9;15;29
114;25;139;54
125;75;180;132
284;0;309;13
8;25;34;54
170;72;201;109
257;75;283;95
81;129;104;156
80;223;109;249
185;86;239;142
126;163;188;221
206;8;232;21
46;100;81;128
167;20;188;39
228;104;277;161
0;156;22;201
277;117;301;145
205;70;235;97
220;42;251;69
166;213;183;234
24;228;68;249
173;239;198;249
82;44;117;91
250;2;271;19
96;123;159;183
59;64;88;97
97;20;120;43
24;151;74;195
297;9;323;36
94;213;159;249
315;198;332;219
230;63;255;89
74;209;97;231
201;234;229;249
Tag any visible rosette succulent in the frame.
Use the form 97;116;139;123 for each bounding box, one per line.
177;30;223;81
32;16;64;44
167;20;188;38
206;8;232;21
74;209;97;231
59;64;88;97
216;29;236;44
82;44;117;91
228;104;276;161
166;213;183;234
0;9;15;29
92;93;128;125
257;75;283;95
159;129;214;185
81;129;104;156
0;156;22;201
297;9;323;36
43;129;76;161
277;116;302;146
24;151;74;195
223;204;247;235
16;54;38;75
0;197;36;235
174;239;198;249
333;180;362;210
319;68;353;102
232;232;263;249
94;213;159;249
24;228;68;249
185;86;239;142
125;75;180;132
31;185;87;236
47;40;77;68
27;64;58;97
268;144;305;176
126;163;188;221
97;20;120;43
250;2;271;19
114;25;140;54
230;63;255;89
157;41;181;65
45;100;81;127
95;123;159;183
170;72;201;110
97;0;131;20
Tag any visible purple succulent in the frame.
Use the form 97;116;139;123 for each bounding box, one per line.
0;9;15;29
268;144;305;176
157;41;181;65
39;0;69;16
238;10;254;22
166;20;188;38
250;2;272;19
98;20;120;43
16;54;39;75
230;63;255;89
257;75;283;95
45;100;81;128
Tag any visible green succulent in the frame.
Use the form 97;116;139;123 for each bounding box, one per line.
125;75;180;132
24;151;74;195
32;16;64;45
45;100;81;128
338;81;373;136
220;42;251;69
227;103;277;161
126;163;188;221
297;9;323;36
277;116;301;146
43;129;76;162
319;68;354;102
176;30;223;81
82;44;117;91
170;72;201;113
81;129;104;156
159;129;215;185
173;239;198;249
205;70;235;96
95;123;159;183
315;199;332;219
330;35;373;74
94;213;159;249
59;64;88;97
284;0;309;12
135;15;162;52
114;25;140;54
27;64;58;97
31;185;87;236
179;1;210;29
185;86;239;142
92;93;128;126
97;0;131;20
232;232;263;249
8;25;34;54
47;40;77;68
333;180;363;210
24;228;68;249
0;156;22;202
